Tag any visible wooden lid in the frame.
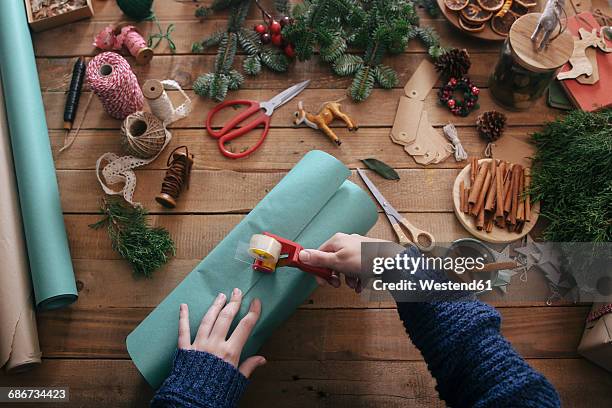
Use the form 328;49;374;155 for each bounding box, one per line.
509;13;574;72
143;79;164;100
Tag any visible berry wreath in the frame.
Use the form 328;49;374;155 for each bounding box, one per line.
438;77;480;117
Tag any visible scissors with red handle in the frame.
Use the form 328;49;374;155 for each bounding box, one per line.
206;80;310;159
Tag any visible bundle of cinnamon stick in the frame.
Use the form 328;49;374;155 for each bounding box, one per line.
459;157;532;233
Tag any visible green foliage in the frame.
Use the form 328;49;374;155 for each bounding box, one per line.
90;197;175;277
243;55;262;75
192;0;290;100
332;54;364;76
285;0;442;102
415;0;440;17
361;158;400;180
320;35;347;62
374;65;398;89
192;31;224;53
530;109;612;242
350;65;375;102
260;49;290;72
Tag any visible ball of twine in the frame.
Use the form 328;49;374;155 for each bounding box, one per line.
120;111;167;159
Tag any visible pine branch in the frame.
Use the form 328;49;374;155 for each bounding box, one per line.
374;64;398;88
243;55;263;75
350;65;375;102
90;197;175;277
192;0;290;101
286;0;442;101
332;54;363;76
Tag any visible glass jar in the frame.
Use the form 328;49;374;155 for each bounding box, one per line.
489;13;574;110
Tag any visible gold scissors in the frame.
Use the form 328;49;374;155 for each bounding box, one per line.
357;168;436;252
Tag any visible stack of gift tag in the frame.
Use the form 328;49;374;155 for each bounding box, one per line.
390;59;452;165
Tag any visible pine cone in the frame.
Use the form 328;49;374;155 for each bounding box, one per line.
435;48;471;79
476;110;507;142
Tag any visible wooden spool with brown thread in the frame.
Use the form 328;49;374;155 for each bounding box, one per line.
156;146;194;208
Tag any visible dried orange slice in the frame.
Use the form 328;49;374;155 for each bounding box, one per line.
459;15;486;32
445;0;470;11
477;0;505;12
461;1;493;23
490;10;518;36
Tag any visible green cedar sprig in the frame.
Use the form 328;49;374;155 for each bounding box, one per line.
283;0;444;102
530;109;612;242
89;197;176;277
192;0;290;101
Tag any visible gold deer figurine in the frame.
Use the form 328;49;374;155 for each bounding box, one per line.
292;100;358;145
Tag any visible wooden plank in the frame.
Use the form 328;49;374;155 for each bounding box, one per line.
89;0;446;21
64;213;469;260
57;169;459;213
50;127;537;171
33;20;501;57
68;257;563;309
36;307;588;359
37;53;501;91
2;358;610;408
42;89;558;130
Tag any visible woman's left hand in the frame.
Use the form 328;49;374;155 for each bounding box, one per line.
178;288;266;378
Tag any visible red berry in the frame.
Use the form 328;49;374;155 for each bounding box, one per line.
254;24;267;34
447;99;456;108
284;43;295;57
261;33;271;44
271;34;283;46
269;20;282;34
449;78;457;86
472;87;480;95
280;16;291;27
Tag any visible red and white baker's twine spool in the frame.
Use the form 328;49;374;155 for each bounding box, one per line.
86;52;143;120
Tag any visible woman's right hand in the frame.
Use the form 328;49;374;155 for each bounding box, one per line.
298;233;394;292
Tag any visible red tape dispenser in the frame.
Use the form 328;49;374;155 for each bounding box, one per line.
248;232;338;284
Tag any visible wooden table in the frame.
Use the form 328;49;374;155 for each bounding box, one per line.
2;0;611;406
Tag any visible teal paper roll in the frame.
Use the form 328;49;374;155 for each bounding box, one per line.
0;0;77;309
127;151;378;387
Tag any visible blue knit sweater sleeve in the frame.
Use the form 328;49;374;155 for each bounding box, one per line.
391;248;560;408
150;349;248;408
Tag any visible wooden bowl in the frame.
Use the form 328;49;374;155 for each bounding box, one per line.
436;0;543;41
452;159;540;243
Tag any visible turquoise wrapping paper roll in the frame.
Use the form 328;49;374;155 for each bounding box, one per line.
0;0;77;309
127;151;378;387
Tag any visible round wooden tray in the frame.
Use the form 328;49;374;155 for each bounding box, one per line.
436;0;543;42
452;159;540;243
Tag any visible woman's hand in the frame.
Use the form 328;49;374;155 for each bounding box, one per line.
299;233;393;292
178;288;266;378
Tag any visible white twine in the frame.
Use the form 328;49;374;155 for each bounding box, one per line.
146;80;192;126
442;123;468;162
95;80;192;206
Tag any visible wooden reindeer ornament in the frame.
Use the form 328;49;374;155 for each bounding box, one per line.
557;27;611;80
292;100;358;145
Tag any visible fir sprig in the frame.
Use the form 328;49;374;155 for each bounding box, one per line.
192;0;290;101
283;0;443;102
530;109;612;242
90;197;176;277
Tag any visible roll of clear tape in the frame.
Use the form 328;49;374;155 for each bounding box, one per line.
248;234;282;263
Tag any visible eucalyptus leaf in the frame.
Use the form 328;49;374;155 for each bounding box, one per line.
361;158;400;180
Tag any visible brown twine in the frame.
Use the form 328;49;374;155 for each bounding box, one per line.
156;146;194;208
120;111;167;159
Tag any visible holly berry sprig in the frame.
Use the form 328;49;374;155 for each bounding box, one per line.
253;0;295;58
